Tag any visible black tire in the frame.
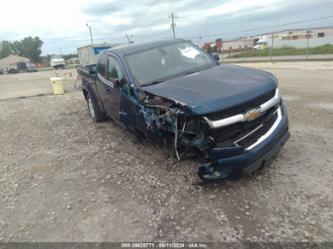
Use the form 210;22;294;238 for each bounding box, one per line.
86;94;106;122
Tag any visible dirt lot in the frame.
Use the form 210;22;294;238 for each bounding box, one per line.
0;69;78;100
0;64;332;242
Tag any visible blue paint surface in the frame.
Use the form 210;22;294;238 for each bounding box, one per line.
142;64;277;115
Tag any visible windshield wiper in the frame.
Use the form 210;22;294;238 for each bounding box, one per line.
185;65;213;75
141;80;164;87
185;69;202;75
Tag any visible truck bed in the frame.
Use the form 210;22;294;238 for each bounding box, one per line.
77;64;96;81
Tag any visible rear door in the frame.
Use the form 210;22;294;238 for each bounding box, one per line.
96;54;124;120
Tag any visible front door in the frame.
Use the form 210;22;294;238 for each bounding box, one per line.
96;55;125;120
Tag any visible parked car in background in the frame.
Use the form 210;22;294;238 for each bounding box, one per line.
50;56;65;69
8;65;18;74
26;62;37;72
253;36;269;50
0;67;8;74
17;61;28;71
16;61;38;72
77;39;289;181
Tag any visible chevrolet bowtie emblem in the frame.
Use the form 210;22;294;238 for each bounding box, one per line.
244;109;262;121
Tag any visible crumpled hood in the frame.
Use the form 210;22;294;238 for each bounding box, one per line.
142;64;278;115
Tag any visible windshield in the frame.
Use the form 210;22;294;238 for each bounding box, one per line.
125;41;216;85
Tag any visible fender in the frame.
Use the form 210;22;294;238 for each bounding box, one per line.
84;80;106;113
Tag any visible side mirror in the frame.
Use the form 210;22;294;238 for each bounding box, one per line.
210;52;220;62
114;78;127;87
88;67;96;74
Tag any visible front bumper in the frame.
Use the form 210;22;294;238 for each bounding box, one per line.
198;103;290;180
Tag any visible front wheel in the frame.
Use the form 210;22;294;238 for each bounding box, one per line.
86;94;106;122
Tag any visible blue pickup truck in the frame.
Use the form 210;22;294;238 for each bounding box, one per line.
77;39;289;181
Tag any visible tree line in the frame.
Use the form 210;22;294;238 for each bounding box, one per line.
0;36;43;63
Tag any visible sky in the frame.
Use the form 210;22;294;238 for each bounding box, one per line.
0;0;333;54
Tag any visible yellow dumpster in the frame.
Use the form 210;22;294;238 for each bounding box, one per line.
50;77;64;95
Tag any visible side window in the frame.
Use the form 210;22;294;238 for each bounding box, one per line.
108;57;124;81
97;54;108;79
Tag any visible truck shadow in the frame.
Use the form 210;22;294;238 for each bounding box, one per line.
93;118;273;188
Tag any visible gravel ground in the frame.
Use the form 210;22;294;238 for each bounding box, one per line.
0;67;332;242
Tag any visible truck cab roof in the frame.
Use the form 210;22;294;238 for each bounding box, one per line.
103;39;188;57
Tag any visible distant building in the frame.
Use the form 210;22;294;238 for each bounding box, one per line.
221;38;256;52
215;26;333;53
251;26;333;49
215;39;223;51
202;42;212;51
269;27;333;40
0;55;30;68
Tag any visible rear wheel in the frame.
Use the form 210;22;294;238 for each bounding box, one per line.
86;94;106;122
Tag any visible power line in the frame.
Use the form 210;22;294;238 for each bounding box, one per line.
187;14;333;39
97;14;333;44
168;13;179;39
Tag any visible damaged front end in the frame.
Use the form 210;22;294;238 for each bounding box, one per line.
128;86;289;181
136;91;211;161
197;89;290;181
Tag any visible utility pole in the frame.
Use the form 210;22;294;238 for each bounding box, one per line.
86;23;94;45
306;30;312;60
270;32;274;62
168;13;178;39
243;37;250;62
243;38;246;62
